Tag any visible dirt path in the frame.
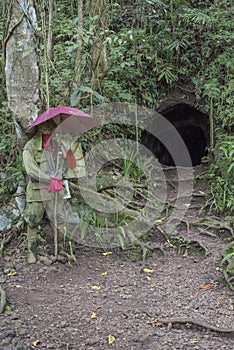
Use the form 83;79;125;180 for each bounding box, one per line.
0;164;233;349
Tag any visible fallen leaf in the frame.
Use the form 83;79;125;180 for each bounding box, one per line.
108;334;115;344
103;252;112;256
91;312;97;319
101;271;108;276
190;339;200;344
89;285;101;290
111;322;116;326
145;276;152;281
5;305;12;312
7;271;17;277
154;319;163;327
155;217;166;223
199;284;212;290
32;339;41;346
96;305;103;309
147;321;153;326
219;295;229;301
143;268;156;273
151;283;157;288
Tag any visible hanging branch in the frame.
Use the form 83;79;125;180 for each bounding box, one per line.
75;0;83;85
41;0;50;109
209;96;214;151
47;0;55;60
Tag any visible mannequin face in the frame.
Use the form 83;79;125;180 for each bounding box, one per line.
53;114;69;125
38;120;56;134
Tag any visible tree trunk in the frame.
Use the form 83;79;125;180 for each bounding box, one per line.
4;0;39;132
89;0;108;90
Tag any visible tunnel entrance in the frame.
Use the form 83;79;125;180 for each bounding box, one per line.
143;102;209;167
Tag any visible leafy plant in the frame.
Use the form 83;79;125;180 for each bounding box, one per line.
221;246;234;266
207;136;234;214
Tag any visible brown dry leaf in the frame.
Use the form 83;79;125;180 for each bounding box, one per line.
108;334;115;344
219;295;229;301
96;305;103;309
142;268;156;273
91;312;97;319
89;285;101;290
101;271;108;276
145;276;152;281
199;284;212;290
151;283;157;288
154;319;163;327
32;339;41;347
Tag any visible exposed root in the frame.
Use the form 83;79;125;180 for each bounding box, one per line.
0;234;12;256
193;218;233;237
0;286;7;314
133;239;165;266
176;239;209;257
157;317;234;334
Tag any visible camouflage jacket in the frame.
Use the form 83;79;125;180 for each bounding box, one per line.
23;132;86;202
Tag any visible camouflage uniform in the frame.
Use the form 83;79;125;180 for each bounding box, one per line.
23;131;85;263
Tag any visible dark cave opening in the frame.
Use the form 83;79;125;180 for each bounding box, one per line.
143;103;209;167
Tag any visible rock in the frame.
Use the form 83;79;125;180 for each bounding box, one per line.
0;329;16;340
38;256;53;266
0;182;26;232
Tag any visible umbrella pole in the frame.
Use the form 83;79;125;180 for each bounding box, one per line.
54;192;58;257
53;140;60;258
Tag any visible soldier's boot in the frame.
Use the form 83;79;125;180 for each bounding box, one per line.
27;226;38;264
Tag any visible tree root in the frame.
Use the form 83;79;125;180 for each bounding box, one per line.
0;285;6;314
175;238;209;257
157;317;234;334
133;239;165;266
193;218;233;236
0;234;12;256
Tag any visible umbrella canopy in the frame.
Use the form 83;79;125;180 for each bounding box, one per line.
27;106;99;132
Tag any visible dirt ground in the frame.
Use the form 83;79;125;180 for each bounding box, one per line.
0;164;234;350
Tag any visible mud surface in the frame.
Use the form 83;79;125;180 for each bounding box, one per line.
0;164;233;349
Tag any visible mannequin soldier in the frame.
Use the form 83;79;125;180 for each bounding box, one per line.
23;118;86;263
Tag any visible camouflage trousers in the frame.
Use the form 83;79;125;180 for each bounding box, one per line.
24;201;46;228
24;198;80;228
24;197;81;262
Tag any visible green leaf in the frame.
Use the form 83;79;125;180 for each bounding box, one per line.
70;89;82;106
221;252;234;265
22;50;30;58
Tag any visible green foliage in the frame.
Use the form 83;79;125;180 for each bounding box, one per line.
207;136;234;214
221;246;234;266
0;0;233;217
0;107;24;202
221;246;234;277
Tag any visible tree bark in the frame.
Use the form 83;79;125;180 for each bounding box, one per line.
4;0;39;132
89;0;108;90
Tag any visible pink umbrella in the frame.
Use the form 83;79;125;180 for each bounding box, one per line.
27;106;99;132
